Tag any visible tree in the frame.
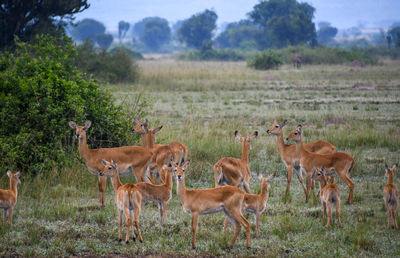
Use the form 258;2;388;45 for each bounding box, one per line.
96;33;114;49
178;9;218;49
70;18;105;42
388;26;400;48
139;17;171;51
249;0;316;48
0;0;89;49
215;20;260;49
317;22;338;45
118;20;130;43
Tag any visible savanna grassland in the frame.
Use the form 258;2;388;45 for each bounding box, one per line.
1;58;400;257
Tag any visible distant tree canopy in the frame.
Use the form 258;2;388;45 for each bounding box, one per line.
215;20;260;50
96;33;114;49
70;18;105;42
0;0;89;50
178;9;218;49
317;22;338;45
388;26;400;48
118;20;130;43
139;17;171;51
248;0;316;48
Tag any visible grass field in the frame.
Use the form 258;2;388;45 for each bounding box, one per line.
1;58;400;256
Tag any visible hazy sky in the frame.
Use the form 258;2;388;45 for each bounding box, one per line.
74;0;400;32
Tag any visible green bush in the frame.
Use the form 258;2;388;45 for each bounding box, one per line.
247;50;282;70
0;35;145;175
76;40;140;84
270;46;378;65
177;48;254;61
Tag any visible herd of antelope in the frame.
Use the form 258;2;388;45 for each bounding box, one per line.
1;119;398;249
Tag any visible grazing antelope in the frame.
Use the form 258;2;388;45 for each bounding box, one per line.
100;160;143;243
214;130;258;193
175;160;251;249
383;164;398;229
132;119;188;182
311;167;342;227
224;173;275;238
266;120;337;201
293;53;302;68
0;170;21;227
69;121;153;207
286;125;355;204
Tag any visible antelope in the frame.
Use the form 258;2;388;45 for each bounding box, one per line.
224;173;275;238
286;124;355;204
293;53;302;68
100;159;143;243
175;160;251;249
134;158;176;224
214;130;258;193
0;170;21;227
383;164;398;229
69;121;153;207
132;119;188;182
266;120;337;201
311;167;342;227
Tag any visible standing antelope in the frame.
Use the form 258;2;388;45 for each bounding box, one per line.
214;130;258;193
286;125;355;204
0;170;21;227
134;158;176;224
175;160;251;249
383;164;398;229
69;121;153;207
293;53;302;68
100;160;143;243
311;167;342;227
224;173;275;238
266;120;337;201
132;119;188;182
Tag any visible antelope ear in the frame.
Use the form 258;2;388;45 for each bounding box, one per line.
325;169;336;176
393;164;397;170
257;173;263;181
183;160;190;168
250;131;258;140
6;170;11;177
267;173;276;182
83;121;91;130
144;119;149;127
162;164;168;171
15;172;21;178
111;160;118;169
297;126;302;135
153;126;163;134
68;121;77;129
171;161;178;168
281;120;288;128
385;163;389;172
235;130;242;141
102;159;108;166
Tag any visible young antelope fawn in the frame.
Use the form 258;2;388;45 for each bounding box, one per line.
384;164;398;229
0;170;21;227
224;173;275;238
266;120;337;201
214;130;258;193
100;160;143;243
311;167;342;227
286;125;355;204
176;160;251;249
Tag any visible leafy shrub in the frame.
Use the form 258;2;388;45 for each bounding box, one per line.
271;46;378;65
0;35;147;175
109;46;143;60
75;40;140;84
177;48;256;61
247;50;282;70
